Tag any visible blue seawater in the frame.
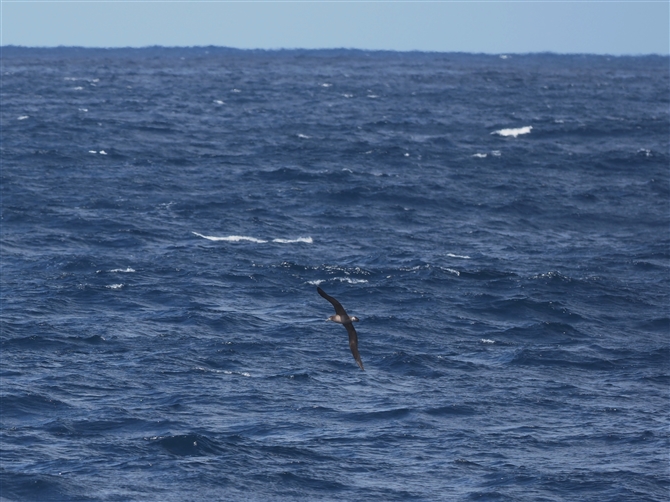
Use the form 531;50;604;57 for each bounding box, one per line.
1;47;668;501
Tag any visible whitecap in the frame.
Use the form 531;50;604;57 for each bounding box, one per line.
307;279;326;286
447;253;471;259
192;232;267;243
106;284;123;289
320;83;332;87
79;108;88;112
17;115;29;120
99;150;108;155
73;86;84;90
481;339;495;344
223;370;251;377
492;126;532;138
88;150;97;154
335;277;368;284
491;150;502;157
445;268;460;276
193;232;312;244
195;367;250;377
213;100;224;105
272;237;313;244
297;134;310;139
472;153;487;158
110;267;136;273
343;93;353;98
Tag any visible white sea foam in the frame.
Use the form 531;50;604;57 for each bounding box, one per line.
17;115;29;120
297;134;311;139
193;232;312;244
481;339;495;344
320;83;332;87
492;126;532;138
272;237;313;244
193;232;267;243
79;108;88;112
110;267;136;273
195;367;250;377
491;150;502;157
447;253;471;259
213;100;224;105
472;153;487;158
445;268;460;276
106;284;123;289
335;277;368;284
99;150;107;155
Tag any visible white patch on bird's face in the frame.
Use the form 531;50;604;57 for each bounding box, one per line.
351;316;360;322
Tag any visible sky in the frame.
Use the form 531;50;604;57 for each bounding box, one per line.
1;1;668;55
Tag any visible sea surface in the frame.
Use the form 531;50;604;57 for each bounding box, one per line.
1;47;668;501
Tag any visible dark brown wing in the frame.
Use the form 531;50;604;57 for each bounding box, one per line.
317;287;348;317
345;322;365;370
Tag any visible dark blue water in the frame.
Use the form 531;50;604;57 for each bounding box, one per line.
1;47;668;501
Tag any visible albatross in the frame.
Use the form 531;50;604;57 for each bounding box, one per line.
317;286;364;370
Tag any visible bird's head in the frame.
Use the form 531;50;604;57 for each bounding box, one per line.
350;316;360;322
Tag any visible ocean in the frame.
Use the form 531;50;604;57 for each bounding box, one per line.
1;47;668;501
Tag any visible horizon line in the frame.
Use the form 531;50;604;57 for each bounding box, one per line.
1;45;667;57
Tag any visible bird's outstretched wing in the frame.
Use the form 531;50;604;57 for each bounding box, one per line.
317;286;348;317
345;323;365;371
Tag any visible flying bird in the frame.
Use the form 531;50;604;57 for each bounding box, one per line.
317;286;364;370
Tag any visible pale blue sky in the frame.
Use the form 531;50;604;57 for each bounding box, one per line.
2;1;668;54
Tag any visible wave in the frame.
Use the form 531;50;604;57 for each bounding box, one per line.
334;277;368;284
492;125;532;137
193;232;267;243
192;232;312;244
96;267;135;273
272;237;313;244
307;277;368;286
